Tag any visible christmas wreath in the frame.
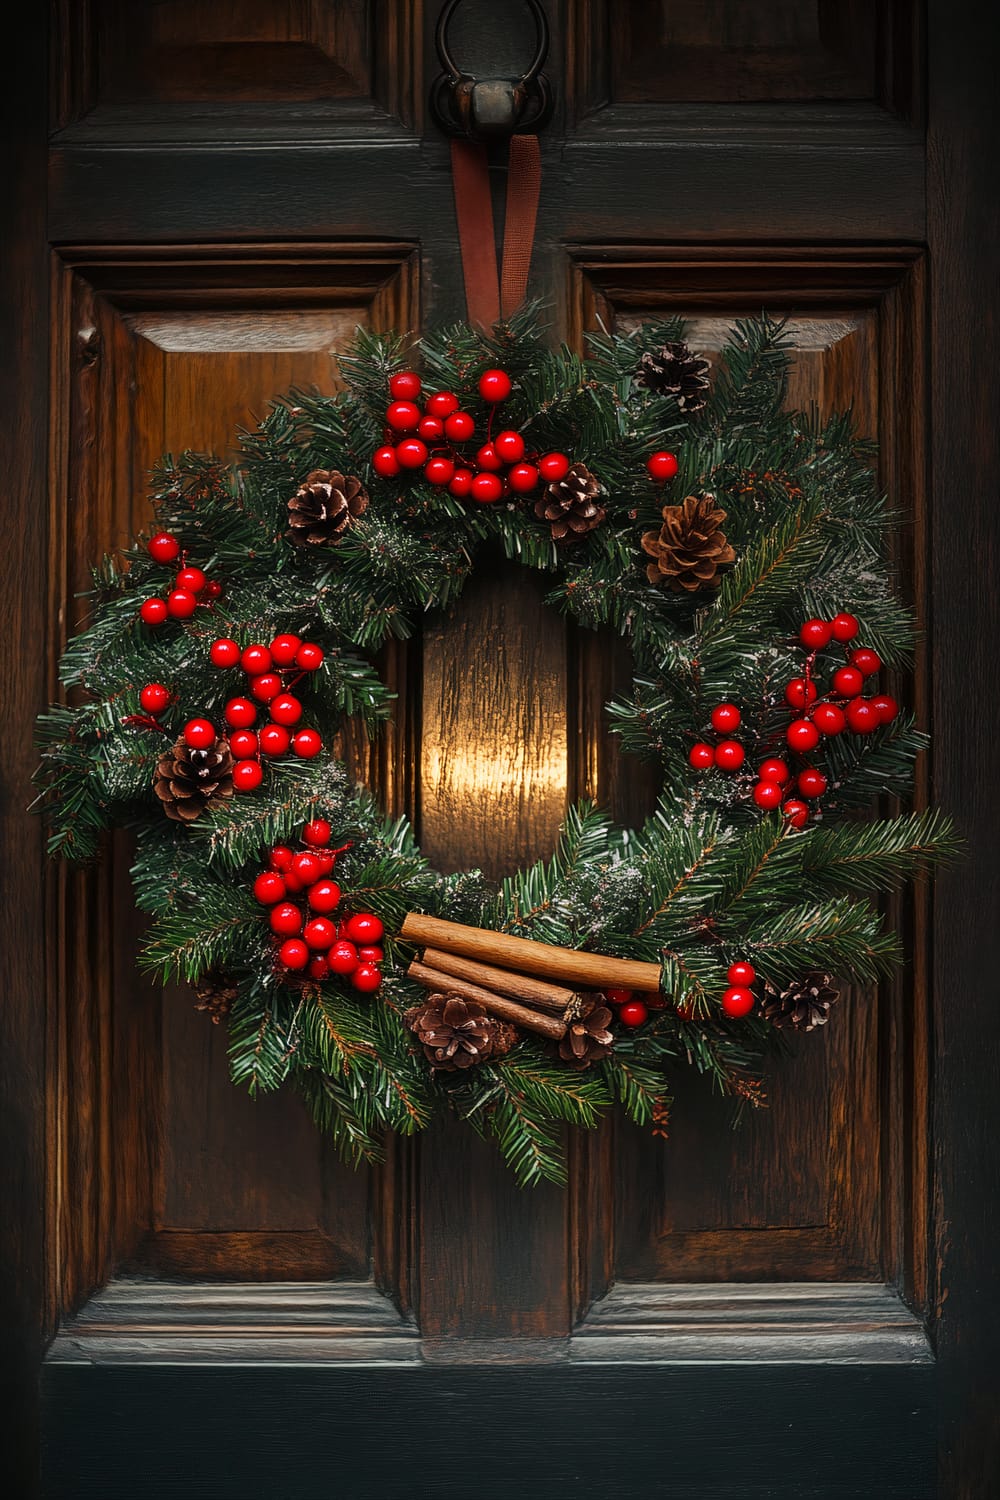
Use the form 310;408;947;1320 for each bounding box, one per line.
35;311;956;1185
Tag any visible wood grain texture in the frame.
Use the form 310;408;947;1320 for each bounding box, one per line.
927;0;1000;1488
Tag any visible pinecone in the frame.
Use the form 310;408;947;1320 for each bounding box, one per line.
405;993;508;1071
641;492;736;592
558;996;614;1070
762;973;841;1032
153;735;235;822
534;462;606;542
193;971;238;1025
635;340;711;413
288;468;368;546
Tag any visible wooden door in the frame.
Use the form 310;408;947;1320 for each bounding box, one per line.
2;1;998;1495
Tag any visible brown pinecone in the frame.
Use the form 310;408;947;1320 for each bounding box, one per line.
153;734;235;823
762;973;840;1033
558;996;614;1070
641;492;736;592
193;971;238;1025
635;340;711;413
288;468;368;546
405;993;504;1071
534;462;606;542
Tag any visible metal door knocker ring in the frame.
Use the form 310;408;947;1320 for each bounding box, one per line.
430;0;553;141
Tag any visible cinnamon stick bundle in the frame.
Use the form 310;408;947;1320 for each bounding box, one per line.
401;913;663;996
420;947;579;1013
407;959;567;1041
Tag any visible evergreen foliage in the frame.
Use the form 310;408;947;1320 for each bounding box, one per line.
34;314;957;1184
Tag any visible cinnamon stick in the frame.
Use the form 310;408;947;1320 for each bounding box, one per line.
401;913;663;996
420;947;578;1013
407;959;567;1041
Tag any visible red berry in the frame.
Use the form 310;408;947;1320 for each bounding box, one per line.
846;697;880;734
444;410;475;441
270;694;303;726
785;677;818;709
710;702;741;732
714;739;745;771
832;665;864;698
782;799;810;828
183;718;216;749
270;902;303;936
475;443;503;472
851;647;882;677
448;468;474;497
425;391;460;418
389;371;421;401
787;719;820;753
538;452;570;482
292;851;322;885
727;961;756;987
327;940;359;975
494;430;525;463
250;673;282;704
308;880;342;914
799;618;832;650
295;642;324;672
478;368;511;402
225;697;257;729
312;851;335;877
229;730;259;759
139;683;170;715
417;416;444;442
292;728;322;759
302;818;331;848
175;566;207;595
139;597;168;625
831;612;860;643
269;845;294;871
689;742;716;769
283;868;304;893
308;956;330;982
240;643;271;675
278;938;309;971
147;531;180;563
204;579;223;601
758;758;791;784
259;723;291;757
345;912;384;945
210;637;240;668
813;702;847;736
358;945;384;964
351;963;382;994
797;768;828;799
870;693;899;725
722;986;755;1018
507;462;539;493
304;917;337;951
604;987;634;1006
372;445;401;478
166;589;197;619
395;438;428;469
646;451;679;483
753;780;783;810
254;871;286;906
269;633;301;667
386;400;420;432
471;472;503;504
424;456;454;486
619;1000;649;1028
233;760;263;792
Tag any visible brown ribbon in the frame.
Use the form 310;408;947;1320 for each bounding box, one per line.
450;133;542;329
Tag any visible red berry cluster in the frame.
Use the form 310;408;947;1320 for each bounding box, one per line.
253;820;385;988
688;701;746;773
720;960;756;1018
370;369;572;506
603;986;652;1029
207;633;325;789
756;612;898;827
139;532;222;625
